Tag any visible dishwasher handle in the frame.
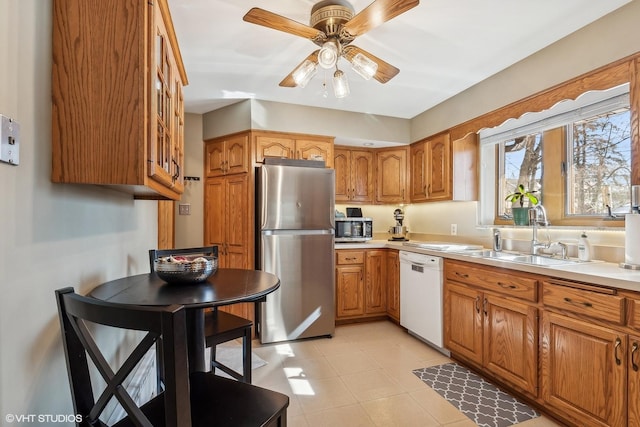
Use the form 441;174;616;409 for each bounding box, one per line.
399;251;443;269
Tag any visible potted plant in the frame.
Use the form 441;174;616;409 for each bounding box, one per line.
505;184;539;225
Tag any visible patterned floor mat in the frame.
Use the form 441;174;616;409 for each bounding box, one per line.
413;363;539;427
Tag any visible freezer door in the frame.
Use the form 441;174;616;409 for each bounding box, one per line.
260;231;335;344
259;164;335;230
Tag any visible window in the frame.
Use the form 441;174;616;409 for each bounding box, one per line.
567;108;631;216
480;84;631;226
498;133;543;218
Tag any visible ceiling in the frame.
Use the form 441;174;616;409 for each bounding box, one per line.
169;0;630;120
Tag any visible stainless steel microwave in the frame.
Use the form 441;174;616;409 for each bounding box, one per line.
335;218;373;242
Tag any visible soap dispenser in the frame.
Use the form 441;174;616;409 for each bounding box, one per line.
577;232;592;261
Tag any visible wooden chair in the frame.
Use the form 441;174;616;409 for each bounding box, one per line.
55;287;289;426
149;246;254;383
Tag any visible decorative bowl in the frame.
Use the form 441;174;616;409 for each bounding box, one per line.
154;255;218;284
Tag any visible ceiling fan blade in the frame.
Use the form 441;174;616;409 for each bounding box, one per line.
343;46;399;84
280;51;320;87
343;0;419;37
243;8;326;42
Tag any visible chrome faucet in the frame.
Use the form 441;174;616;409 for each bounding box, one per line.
529;204;550;255
551;242;568;259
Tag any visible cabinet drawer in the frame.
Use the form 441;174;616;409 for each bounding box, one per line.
628;297;640;330
543;281;625;325
445;262;538;302
336;251;365;265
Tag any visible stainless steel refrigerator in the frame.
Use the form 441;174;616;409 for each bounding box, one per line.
257;159;335;344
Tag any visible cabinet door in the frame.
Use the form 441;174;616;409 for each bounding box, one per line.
376;148;408;204
410;142;428;202
224;174;250;269
255;136;295;163
629;334;640;427
365;250;387;314
443;281;483;365
541;312;626;427
204;178;225;251
386;250;400;321
149;2;177;188
204;175;250;269
336;265;365;318
172;81;185;193
351;150;374;203
334;148;351;203
225;135;249;175
426;133;451;200
296;139;334;167
483;295;538;396
205;141;226;177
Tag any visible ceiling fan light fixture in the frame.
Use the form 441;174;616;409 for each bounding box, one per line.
292;59;318;87
333;69;350;98
318;41;339;69
351;52;378;80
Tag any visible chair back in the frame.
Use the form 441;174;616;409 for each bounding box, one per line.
149;246;218;273
55;287;192;426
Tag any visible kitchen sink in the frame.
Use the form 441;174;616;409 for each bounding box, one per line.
465;249;582;266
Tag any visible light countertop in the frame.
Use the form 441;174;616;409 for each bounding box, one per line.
335;240;640;293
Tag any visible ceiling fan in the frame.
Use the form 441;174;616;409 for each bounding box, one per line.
243;0;419;97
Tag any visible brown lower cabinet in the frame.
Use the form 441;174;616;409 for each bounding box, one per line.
541;279;640;427
386;250;400;322
335;249;399;322
443;260;538;398
443;259;640;427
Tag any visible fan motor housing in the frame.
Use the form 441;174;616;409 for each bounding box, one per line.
310;0;354;37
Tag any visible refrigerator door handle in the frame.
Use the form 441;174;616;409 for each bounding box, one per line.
262;229;334;236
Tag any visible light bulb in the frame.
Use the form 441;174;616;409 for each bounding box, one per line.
292;60;317;87
318;41;339;69
333;69;349;98
351;53;378;80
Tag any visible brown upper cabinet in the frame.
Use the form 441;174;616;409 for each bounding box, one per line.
205;133;250;177
334;147;375;204
376;147;409;204
410;131;477;202
51;0;187;200
253;131;334;167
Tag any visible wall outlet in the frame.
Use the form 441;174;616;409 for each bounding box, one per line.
450;224;458;235
178;203;191;215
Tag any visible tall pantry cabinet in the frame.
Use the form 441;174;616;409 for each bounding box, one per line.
204;133;253;320
52;0;187;200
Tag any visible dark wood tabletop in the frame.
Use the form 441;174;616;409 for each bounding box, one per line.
88;268;280;372
88;268;280;308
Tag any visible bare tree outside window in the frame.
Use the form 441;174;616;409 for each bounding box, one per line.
568;108;631;215
499;133;543;217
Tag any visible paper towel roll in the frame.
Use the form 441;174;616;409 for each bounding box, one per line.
625;213;640;265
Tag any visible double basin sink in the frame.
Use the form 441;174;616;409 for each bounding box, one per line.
462;249;581;266
403;242;583;267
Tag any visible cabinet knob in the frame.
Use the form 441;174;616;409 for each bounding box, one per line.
632;342;639;371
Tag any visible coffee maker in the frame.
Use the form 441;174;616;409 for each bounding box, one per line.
388;208;408;241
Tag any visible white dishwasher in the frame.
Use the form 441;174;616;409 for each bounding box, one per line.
399;251;445;350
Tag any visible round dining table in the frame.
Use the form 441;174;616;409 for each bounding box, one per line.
88;268;280;372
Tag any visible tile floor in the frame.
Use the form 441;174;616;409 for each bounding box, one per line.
250;320;564;427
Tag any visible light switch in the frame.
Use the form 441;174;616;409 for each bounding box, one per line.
179;203;191;215
0;114;20;165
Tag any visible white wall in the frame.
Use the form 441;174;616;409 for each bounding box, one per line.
0;0;158;422
410;0;640;140
174;113;205;248
202;99;411;147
